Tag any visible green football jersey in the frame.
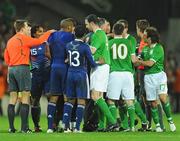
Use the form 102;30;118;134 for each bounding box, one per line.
108;37;135;72
90;29;110;65
127;34;137;52
126;34;137;74
141;43;164;74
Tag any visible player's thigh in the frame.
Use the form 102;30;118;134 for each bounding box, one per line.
144;74;158;101
14;65;31;92
8;67;18;92
50;67;65;94
121;72;135;100
66;72;76;98
31;72;43;98
107;72;122;100
156;72;168;95
76;72;90;99
90;64;109;92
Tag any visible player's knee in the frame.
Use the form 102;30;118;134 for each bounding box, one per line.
67;98;75;105
9;92;18;104
31;97;40;107
151;101;158;108
21;91;31;104
159;94;168;104
107;99;114;105
91;92;100;101
49;96;58;103
77;99;85;105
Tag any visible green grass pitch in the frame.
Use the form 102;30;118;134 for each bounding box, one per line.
0;114;179;141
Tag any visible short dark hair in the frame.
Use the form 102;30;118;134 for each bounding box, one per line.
145;27;160;43
113;23;124;35
85;14;99;25
14;19;30;32
98;18;106;26
74;24;88;38
31;25;42;37
136;19;150;33
116;19;128;28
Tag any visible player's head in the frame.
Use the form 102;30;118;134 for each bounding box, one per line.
74;24;88;39
113;23;124;36
85;14;99;31
31;25;44;38
116;19;128;36
14;19;31;35
98;18;111;34
60;18;75;33
136;19;150;38
144;27;160;45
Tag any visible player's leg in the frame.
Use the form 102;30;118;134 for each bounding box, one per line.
144;74;162;132
75;99;85;132
53;95;64;131
91;65;116;129
31;71;43;132
7;67;19;132
15;66;31;133
134;99;148;131
158;71;176;131
8;92;18;132
47;67;64;133
118;99;129;130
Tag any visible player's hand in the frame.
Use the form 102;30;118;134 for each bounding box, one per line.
98;57;105;64
90;46;97;54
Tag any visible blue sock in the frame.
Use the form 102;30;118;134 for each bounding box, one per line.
47;102;56;129
76;105;85;130
62;102;73;129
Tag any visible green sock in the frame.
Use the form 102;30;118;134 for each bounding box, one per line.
119;105;128;129
162;102;172;121
96;98;116;124
151;107;160;124
109;104;117;122
127;105;135;128
134;100;147;123
157;104;165;129
97;108;106;129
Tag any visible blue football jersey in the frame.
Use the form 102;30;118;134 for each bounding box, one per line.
48;31;74;66
66;39;97;72
30;42;50;70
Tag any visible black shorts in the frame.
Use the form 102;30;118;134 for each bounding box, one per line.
8;65;31;92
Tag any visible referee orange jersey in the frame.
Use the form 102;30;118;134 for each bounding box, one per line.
138;39;148;70
4;31;52;66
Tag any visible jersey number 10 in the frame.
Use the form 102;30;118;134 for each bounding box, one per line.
112;43;128;59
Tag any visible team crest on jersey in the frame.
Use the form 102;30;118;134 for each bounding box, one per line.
38;47;42;50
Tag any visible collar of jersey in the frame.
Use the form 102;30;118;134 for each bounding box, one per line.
95;28;102;33
150;43;157;48
125;34;130;39
114;36;123;39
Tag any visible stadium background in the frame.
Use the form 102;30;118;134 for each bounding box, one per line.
0;0;180;117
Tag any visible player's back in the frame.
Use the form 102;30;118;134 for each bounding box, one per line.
48;31;74;66
66;39;96;72
108;37;135;73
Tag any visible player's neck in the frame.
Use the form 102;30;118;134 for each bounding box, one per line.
93;26;101;33
114;35;123;38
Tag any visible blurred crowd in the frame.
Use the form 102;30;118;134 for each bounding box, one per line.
0;0;180;116
0;0;16;116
